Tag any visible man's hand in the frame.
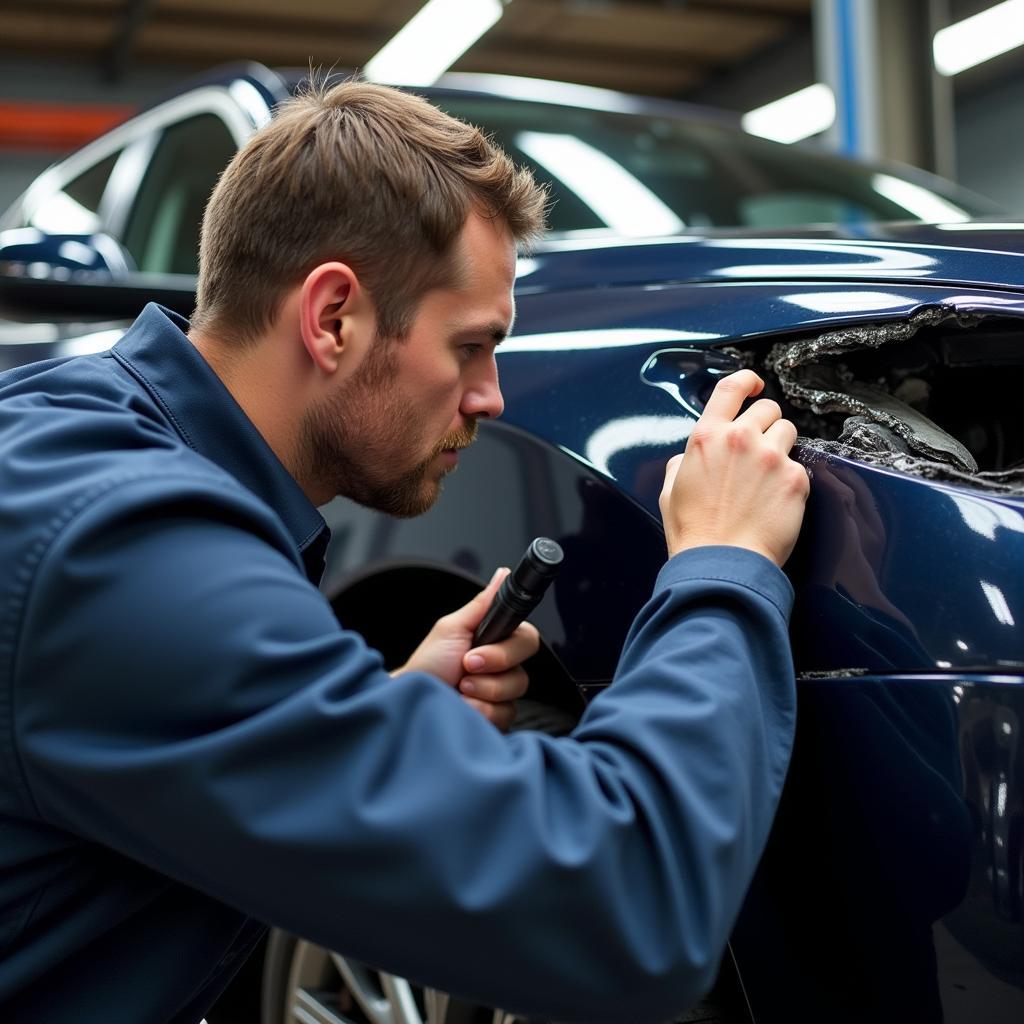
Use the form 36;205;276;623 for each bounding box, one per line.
661;369;809;566
391;568;539;731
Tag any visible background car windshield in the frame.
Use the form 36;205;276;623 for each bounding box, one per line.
434;97;993;235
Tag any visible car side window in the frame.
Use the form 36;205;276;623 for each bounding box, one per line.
122;113;237;275
24;149;122;235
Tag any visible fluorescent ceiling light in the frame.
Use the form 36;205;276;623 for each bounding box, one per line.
742;83;835;144
871;173;970;223
365;0;504;87
933;0;1024;76
515;131;685;236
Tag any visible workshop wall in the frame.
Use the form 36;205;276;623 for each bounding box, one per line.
956;72;1024;214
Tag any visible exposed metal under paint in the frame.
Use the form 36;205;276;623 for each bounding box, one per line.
798;669;871;680
759;307;1024;495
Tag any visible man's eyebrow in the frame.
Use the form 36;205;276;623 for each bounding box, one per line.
459;321;512;344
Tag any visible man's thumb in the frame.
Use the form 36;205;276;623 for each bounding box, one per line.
464;566;509;627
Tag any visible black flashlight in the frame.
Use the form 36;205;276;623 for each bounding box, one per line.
473;537;564;647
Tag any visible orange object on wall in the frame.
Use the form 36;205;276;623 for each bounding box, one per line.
0;101;135;151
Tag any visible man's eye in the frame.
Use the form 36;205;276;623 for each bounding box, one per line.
460;344;482;360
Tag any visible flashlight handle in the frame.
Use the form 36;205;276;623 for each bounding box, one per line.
472;537;563;648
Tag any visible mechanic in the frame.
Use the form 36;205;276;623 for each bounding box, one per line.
0;81;808;1023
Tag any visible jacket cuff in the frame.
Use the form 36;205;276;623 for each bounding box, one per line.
655;545;795;621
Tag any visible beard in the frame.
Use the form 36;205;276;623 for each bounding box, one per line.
300;344;477;518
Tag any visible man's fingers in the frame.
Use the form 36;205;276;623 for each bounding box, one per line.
700;369;764;423
459;666;529;703
660;453;684;510
463;621;539;675
736;397;782;434
763;416;798;452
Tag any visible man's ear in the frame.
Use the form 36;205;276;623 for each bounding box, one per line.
298;262;366;375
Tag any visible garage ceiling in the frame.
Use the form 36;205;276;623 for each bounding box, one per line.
0;0;812;99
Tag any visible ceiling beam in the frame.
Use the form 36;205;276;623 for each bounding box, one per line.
105;0;157;81
687;0;810;14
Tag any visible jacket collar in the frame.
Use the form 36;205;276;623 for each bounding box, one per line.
112;304;328;573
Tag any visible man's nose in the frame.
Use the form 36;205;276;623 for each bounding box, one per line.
461;361;504;419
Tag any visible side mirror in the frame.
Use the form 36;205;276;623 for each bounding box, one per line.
0;228;195;317
0;228;135;279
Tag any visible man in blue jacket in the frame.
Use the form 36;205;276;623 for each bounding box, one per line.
0;81;808;1023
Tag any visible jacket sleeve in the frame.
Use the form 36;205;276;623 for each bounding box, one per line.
12;475;795;1024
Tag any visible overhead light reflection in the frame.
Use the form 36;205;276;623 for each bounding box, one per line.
515;131;685;236
227;79;273;128
980;580;1016;627
783;291;911;313
871;173;970;223
29;191;101;235
706;239;935;277
540;234;702;251
585;415;694;477
0;227;44;248
439;72;642;114
950;494;1024;541
500;328;720;354
57;240;99;266
938;222;1024;232
941;294;1024;306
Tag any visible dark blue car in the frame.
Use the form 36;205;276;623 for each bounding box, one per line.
2;63;1022;1024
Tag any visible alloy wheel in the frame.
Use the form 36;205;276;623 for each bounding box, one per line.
283;938;530;1024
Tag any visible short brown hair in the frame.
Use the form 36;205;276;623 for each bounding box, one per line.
191;79;547;344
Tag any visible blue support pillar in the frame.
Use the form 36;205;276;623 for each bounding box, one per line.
815;0;878;158
814;0;955;176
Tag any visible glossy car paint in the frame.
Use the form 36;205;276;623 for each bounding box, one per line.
2;65;1023;1022
518;233;1024;294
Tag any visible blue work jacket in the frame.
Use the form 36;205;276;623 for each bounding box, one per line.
0;304;797;1023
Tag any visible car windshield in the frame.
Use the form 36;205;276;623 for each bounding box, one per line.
432;95;995;236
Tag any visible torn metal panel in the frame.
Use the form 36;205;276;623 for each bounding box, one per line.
763;307;1024;494
797;669;871;680
799;443;1024;494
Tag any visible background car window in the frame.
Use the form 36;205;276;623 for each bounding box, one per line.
24;149;121;235
122;113;235;275
434;97;990;233
739;192;880;226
